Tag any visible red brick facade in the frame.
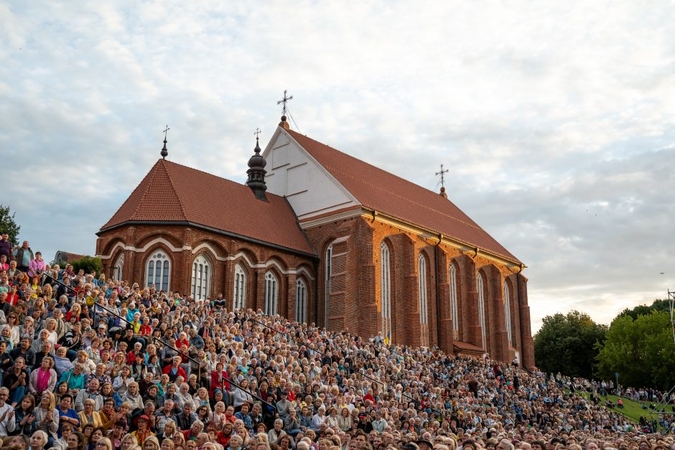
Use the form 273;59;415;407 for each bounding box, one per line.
96;215;535;369
304;215;534;369
96;224;317;320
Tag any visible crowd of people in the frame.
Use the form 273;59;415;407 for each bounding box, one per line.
0;234;674;450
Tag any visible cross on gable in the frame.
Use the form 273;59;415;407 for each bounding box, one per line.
277;90;293;115
435;164;449;188
160;125;170;159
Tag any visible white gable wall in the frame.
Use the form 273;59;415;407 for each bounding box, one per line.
263;129;360;221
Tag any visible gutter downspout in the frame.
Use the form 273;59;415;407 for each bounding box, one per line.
314;257;320;327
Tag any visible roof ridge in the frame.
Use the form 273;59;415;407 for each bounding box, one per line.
287;130;487;232
163;158;228;181
287;130;447;198
160;160;189;221
162;159;287;201
325;164;487;233
129;159;162;220
284;128;520;263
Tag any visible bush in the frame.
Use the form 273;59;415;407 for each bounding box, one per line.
71;256;103;275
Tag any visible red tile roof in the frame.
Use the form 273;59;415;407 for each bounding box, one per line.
100;159;316;256
286;129;521;264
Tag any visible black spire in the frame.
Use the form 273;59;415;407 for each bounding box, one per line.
246;132;268;201
161;125;170;159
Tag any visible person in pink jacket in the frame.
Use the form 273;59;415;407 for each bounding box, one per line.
28;251;46;279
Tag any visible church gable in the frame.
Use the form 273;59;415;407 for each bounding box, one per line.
263;129;361;221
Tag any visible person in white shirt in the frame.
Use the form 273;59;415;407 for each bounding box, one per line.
0;387;17;436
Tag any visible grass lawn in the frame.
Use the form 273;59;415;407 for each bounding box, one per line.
576;392;671;427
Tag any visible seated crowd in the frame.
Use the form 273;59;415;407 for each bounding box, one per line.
0;240;674;450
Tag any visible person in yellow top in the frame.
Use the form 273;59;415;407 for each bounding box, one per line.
131;415;155;445
128;313;142;334
78;399;104;430
30;276;41;299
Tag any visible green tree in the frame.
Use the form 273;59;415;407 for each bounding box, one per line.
618;299;670;320
534;310;607;379
0;204;21;246
71;256;103;275
596;311;675;390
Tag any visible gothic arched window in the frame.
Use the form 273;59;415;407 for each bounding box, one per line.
504;282;514;346
324;243;333;325
477;272;487;350
380;242;392;341
146;250;171;292
296;278;308;323
233;264;246;310
113;253;124;282
191;254;211;301
418;254;428;346
264;271;278;316
450;263;459;340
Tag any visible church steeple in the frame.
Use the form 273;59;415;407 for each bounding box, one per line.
160;125;170;159
246;130;268;201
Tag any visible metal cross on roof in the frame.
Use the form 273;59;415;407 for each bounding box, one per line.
161;125;170;159
254;127;261;139
435;164;449;188
277;90;293;115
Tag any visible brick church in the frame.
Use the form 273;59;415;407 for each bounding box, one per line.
96;115;535;368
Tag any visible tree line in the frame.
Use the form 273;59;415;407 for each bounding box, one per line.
534;300;675;390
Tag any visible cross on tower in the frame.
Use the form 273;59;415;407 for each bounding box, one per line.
254;127;261;139
435;164;449;188
160;125;170;159
277;90;293;115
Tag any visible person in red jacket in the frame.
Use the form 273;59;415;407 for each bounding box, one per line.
210;361;230;396
139;317;153;336
126;342;144;365
163;356;187;382
174;332;189;353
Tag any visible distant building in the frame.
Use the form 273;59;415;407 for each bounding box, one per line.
53;251;86;264
96;116;534;367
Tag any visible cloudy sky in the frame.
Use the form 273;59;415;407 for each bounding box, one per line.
1;1;673;331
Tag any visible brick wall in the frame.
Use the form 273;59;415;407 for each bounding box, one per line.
303;215;534;368
96;225;316;317
96;219;534;368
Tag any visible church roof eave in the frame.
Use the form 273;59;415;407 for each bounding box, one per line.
359;207;524;269
97;219;318;259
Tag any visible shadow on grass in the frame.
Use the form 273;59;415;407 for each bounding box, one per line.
576;391;673;430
